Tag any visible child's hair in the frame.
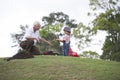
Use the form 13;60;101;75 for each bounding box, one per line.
63;27;71;33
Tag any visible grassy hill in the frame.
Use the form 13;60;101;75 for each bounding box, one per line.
0;56;120;80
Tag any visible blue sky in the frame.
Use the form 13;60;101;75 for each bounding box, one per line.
0;0;106;57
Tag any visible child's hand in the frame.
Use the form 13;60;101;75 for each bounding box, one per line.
56;39;64;42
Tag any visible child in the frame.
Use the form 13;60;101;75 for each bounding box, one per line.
56;27;71;56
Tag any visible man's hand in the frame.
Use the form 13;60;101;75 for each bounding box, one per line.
39;38;52;46
47;41;52;46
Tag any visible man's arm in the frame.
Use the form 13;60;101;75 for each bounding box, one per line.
26;37;38;41
39;38;52;45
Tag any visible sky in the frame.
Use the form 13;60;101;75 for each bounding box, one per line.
0;0;106;57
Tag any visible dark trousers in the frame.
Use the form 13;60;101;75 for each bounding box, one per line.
20;40;40;55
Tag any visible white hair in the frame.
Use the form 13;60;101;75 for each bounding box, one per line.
33;21;40;26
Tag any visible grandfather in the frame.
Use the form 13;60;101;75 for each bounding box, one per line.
20;21;51;55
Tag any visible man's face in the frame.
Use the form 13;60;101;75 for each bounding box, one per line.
34;24;40;31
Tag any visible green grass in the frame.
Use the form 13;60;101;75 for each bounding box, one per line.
0;56;120;80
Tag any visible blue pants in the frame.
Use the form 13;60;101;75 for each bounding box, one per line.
63;42;70;56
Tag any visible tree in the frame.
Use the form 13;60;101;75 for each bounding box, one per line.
42;12;77;28
72;22;93;49
81;51;100;59
11;25;29;47
42;12;93;50
89;0;120;61
39;24;62;54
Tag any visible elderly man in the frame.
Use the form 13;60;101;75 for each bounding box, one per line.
20;21;51;55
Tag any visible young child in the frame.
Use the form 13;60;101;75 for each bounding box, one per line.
56;27;71;56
